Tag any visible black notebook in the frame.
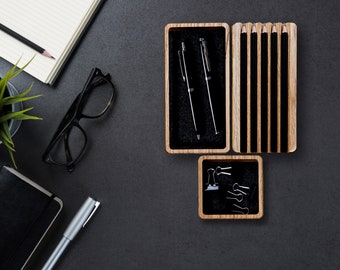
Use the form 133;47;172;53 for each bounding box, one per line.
0;166;62;270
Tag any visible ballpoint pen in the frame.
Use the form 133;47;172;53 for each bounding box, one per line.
42;197;100;270
178;41;200;140
199;38;219;135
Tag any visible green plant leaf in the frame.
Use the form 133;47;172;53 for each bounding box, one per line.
0;108;42;123
2;94;42;106
11;114;42;121
11;56;34;79
0;128;13;146
0;121;16;168
0;56;38;168
0;136;15;151
12;82;34;98
0;56;34;99
0;108;32;122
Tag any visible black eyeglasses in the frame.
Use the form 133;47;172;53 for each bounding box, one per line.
42;68;115;172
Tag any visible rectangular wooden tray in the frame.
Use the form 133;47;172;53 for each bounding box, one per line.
165;23;230;153
232;22;297;153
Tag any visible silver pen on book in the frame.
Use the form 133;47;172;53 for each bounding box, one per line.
42;197;100;270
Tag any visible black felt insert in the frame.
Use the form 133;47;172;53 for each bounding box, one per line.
202;160;259;215
270;31;278;152
168;27;226;149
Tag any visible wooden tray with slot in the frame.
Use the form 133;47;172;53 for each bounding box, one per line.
232;22;297;153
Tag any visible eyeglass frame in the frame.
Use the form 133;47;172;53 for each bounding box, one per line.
42;67;115;172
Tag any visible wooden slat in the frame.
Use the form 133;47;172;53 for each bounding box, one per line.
231;23;242;152
287;22;297;152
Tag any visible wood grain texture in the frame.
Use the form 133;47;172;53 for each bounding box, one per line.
232;22;297;153
164;23;230;154
165;22;296;154
231;23;242;152
198;155;264;219
287;23;297;152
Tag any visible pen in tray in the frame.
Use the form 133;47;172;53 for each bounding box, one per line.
178;41;200;140
199;38;219;135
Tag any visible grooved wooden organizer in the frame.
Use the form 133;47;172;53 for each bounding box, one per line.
164;22;297;154
232;22;297;153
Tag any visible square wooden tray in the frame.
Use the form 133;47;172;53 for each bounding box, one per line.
198;155;263;219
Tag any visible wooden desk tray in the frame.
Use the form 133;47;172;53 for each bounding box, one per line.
232;22;297;153
165;22;297;154
198;155;264;219
165;23;230;154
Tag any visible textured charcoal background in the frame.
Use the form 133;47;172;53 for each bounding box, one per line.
0;0;340;269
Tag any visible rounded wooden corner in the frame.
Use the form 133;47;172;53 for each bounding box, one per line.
165;146;171;154
164;23;176;33
256;210;264;219
198;210;208;220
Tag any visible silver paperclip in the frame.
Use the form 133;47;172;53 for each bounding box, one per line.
226;191;243;202
205;168;219;191
232;204;249;214
232;183;250;195
215;166;232;176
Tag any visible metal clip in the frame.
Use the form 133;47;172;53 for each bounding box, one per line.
83;201;100;227
232;204;249;214
226;191;243;202
205;168;219;191
199;38;211;73
178;42;186;82
215;166;232;176
232;183;250;195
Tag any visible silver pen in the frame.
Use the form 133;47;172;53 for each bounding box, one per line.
42;197;100;270
199;38;219;135
178;41;200;140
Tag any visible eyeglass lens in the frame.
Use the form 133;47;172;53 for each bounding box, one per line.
44;68;115;171
81;75;114;118
49;125;86;166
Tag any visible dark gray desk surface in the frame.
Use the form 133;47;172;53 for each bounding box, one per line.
1;1;340;269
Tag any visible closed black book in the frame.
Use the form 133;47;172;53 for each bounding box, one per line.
0;166;62;270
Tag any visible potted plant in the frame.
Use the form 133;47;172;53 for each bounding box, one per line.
0;59;42;168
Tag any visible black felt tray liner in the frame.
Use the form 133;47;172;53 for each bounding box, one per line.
202;160;259;215
168;27;226;149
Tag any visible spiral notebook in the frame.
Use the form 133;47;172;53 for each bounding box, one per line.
0;0;103;84
0;166;62;270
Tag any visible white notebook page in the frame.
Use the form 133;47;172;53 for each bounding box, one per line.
0;0;99;83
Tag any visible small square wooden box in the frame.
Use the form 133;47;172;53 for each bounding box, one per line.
198;155;263;219
165;22;297;154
